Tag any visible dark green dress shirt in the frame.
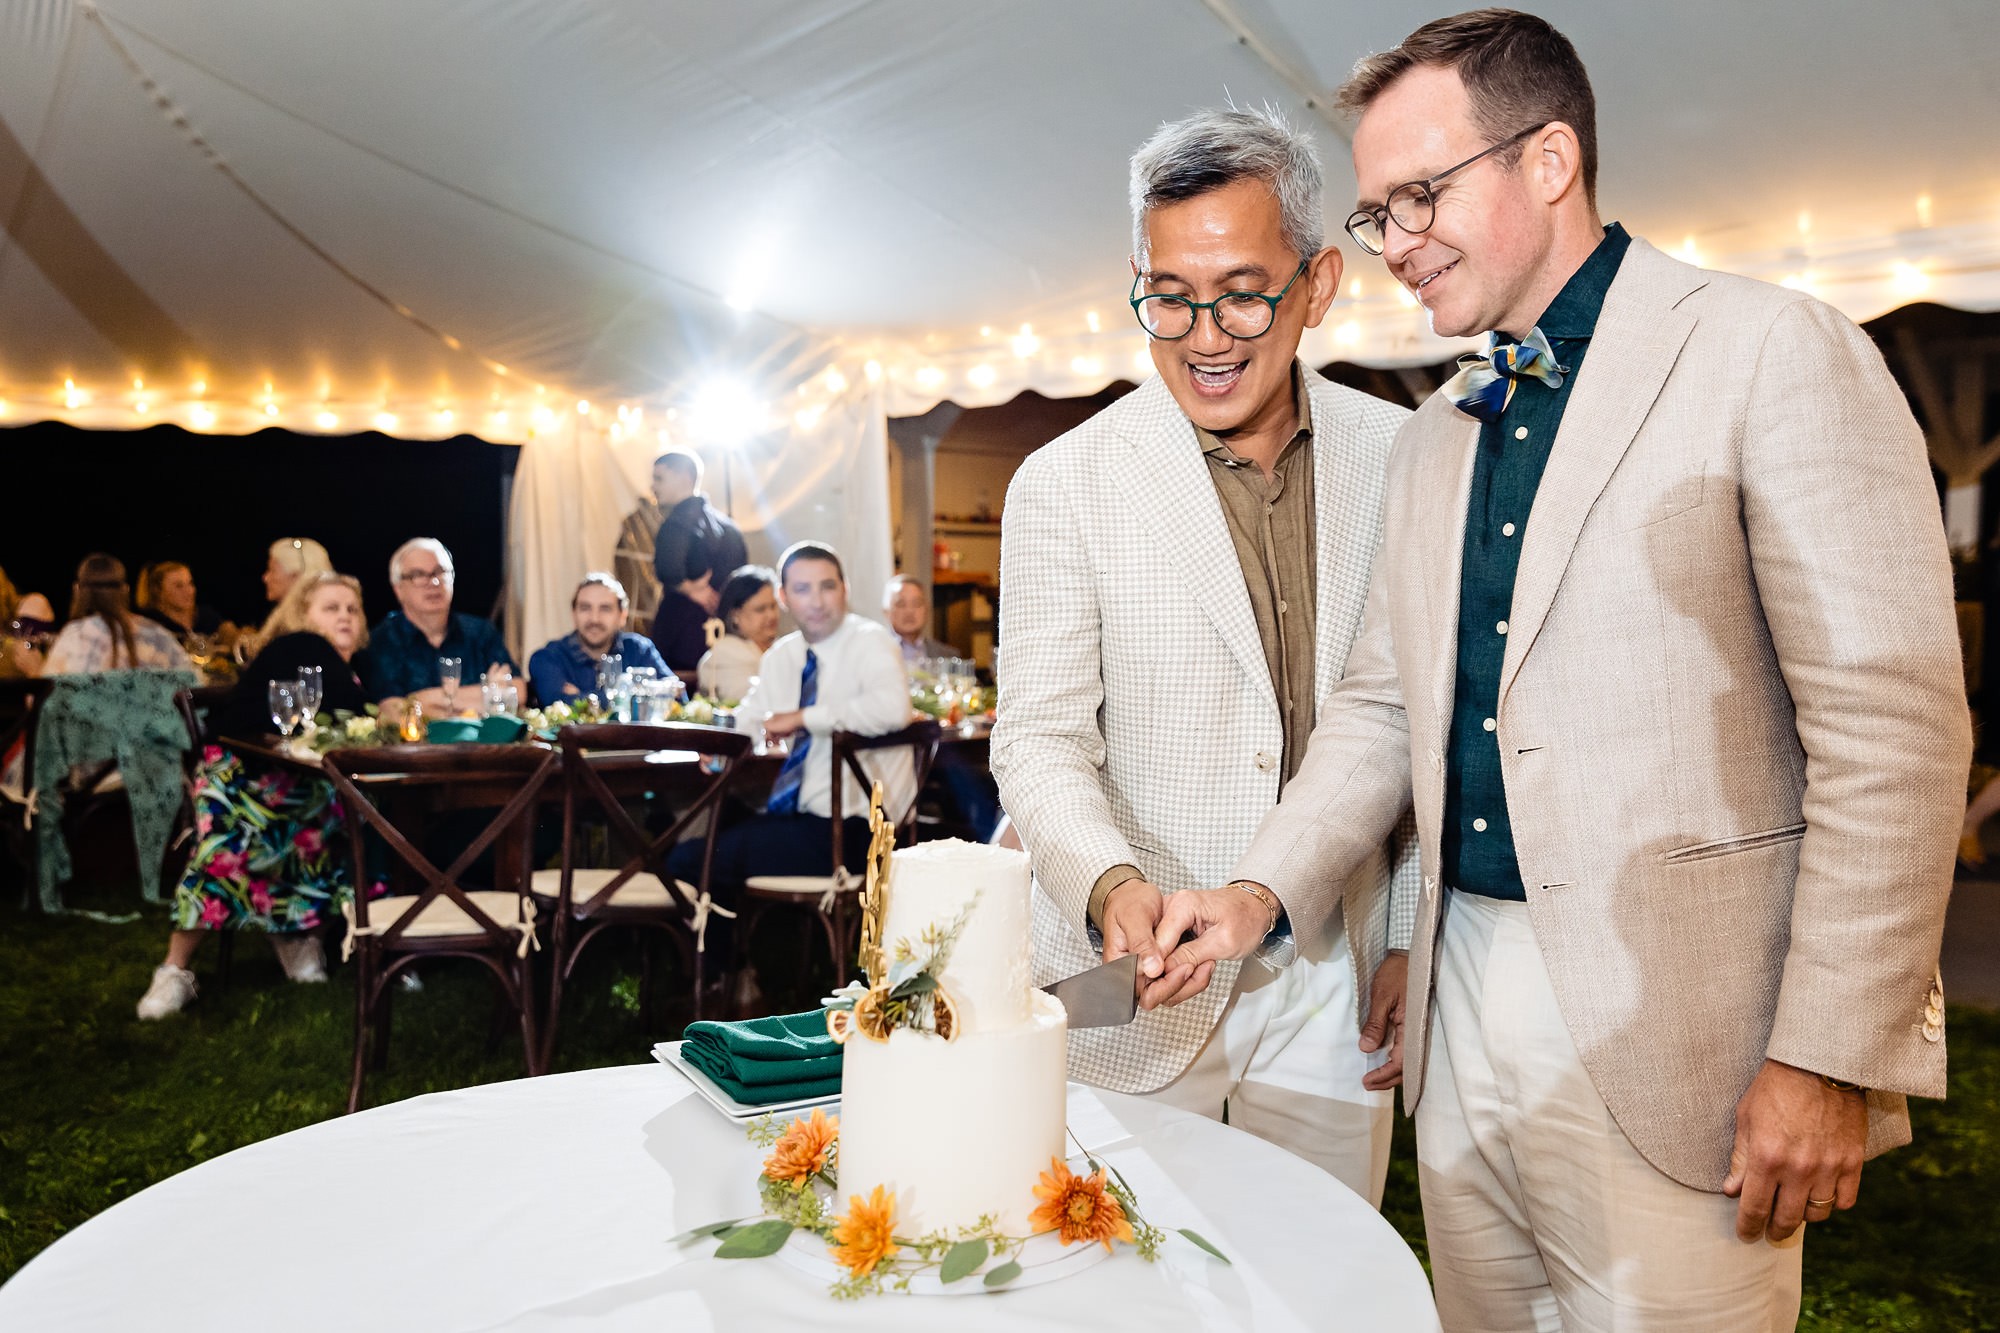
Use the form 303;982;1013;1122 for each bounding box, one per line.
1444;223;1631;900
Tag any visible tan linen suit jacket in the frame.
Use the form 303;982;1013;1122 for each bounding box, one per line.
992;368;1419;1094
1234;239;1968;1191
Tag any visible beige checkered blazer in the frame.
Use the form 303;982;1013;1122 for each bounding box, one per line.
992;368;1418;1094
1235;239;1968;1190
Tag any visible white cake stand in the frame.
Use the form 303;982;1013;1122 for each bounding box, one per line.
774;1224;1112;1296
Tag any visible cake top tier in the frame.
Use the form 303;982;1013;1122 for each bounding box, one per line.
881;839;1032;1035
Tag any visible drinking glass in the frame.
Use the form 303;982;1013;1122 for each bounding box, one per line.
481;677;519;718
595;653;623;705
295;665;324;721
185;634;214;682
438;657;463;712
268;681;302;739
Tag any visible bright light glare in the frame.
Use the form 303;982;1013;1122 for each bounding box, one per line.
265;403;279;416
1890;262;1930;296
1011;324;1040;359
863;361;883;383
1916;195;1934;228
316;411;339;430
374;413;399;432
795;404;826;430
690;379;763;445
191;406;217;429
914;367;944;389
1070;357;1102;376
967;365;997;388
1347;279;1362;298
823;368;848;394
531;405;556;427
1085;311;1101;333
1335;321;1361;345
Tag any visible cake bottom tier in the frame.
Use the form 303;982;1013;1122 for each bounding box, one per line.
835;990;1068;1237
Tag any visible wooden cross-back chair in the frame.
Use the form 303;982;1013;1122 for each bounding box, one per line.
535;722;753;1066
740;719;942;988
0;679;53;897
322;743;559;1113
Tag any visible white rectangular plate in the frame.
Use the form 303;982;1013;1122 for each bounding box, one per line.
653;1040;842;1122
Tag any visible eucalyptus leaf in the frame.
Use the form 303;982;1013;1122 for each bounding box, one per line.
884;956;922;991
939;1239;989;1283
668;1216;752;1245
889;972;940;1000
1177;1228;1231;1264
714;1219;793;1258
982;1258;1023;1288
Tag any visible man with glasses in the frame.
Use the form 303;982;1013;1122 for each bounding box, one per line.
1152;11;1964;1329
360;537;515;710
991;106;1418;1204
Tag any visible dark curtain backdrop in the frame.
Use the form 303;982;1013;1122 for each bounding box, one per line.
1;422;520;634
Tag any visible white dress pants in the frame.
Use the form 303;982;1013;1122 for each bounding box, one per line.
1147;915;1393;1206
1419;890;1803;1332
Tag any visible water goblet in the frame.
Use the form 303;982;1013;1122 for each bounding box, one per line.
438;657;463;712
295;665;324;720
268;680;302;739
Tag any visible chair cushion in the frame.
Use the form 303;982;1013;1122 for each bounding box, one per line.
530;867;698;909
341;891;537;961
744;874;843;895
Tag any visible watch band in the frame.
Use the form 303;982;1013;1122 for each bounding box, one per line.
1818;1074;1865;1094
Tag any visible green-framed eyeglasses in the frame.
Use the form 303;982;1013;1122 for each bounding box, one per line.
1129;258;1309;341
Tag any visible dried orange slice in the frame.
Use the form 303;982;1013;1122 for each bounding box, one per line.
932;987;961;1043
825;1007;856;1045
853;988;893;1043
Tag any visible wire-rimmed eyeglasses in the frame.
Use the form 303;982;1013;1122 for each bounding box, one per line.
1345;124;1544;256
1129;258;1309;340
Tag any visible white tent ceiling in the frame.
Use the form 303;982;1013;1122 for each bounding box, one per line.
2;0;1997;440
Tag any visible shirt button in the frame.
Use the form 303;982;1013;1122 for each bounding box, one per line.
1473;817;1488;832
1502;522;1517;537
1514;426;1528;440
1497;620;1508;635
1483;717;1496;732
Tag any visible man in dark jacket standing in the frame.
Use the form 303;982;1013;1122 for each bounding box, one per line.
650;451;748;676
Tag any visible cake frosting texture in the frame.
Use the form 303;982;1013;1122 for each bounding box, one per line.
836;839;1068;1236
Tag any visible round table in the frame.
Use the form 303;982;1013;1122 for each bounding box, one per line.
0;1066;1438;1331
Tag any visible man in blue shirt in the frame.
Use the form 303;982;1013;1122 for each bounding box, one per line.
527;572;672;706
360;537;515;708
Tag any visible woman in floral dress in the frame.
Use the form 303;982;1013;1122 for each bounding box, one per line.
138;573;381;1019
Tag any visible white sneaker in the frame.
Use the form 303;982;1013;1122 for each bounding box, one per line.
271;933;327;983
137;964;198;1020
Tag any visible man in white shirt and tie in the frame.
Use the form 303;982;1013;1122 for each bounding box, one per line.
668;541;915;941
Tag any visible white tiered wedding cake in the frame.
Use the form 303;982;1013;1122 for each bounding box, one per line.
835;839;1068;1235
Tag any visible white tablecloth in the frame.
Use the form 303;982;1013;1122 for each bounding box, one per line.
0;1066;1438;1331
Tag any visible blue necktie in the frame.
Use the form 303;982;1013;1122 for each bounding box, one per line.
1441;327;1568;422
764;648;818;815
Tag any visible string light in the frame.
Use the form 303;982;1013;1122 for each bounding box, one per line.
864;361;883;383
1915;195;1934;228
1335;321;1361;345
1010;324;1039;358
190;406;216;429
823;368;847;394
531;405;555;427
436;409;454;426
132;377;144;390
914;366;944;389
1085;311;1101;333
576;400;591;415
1679;235;1701;265
316;410;339;429
491;410;509;427
967;364;997;388
264;403;279;416
1348;279;1362;298
1890;261;1930;297
191;380;206;396
1796;210;1812;236
374;412;398;432
1070;356;1102;376
795;404;825;430
134;400;150;415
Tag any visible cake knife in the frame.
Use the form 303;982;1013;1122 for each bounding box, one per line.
1038;952;1139;1028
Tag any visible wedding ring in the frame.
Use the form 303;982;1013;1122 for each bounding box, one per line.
1806;1195;1835;1209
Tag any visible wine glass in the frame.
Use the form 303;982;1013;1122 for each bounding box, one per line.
438;657;463;712
268;680;302;739
294;665;323;722
595;653;623;705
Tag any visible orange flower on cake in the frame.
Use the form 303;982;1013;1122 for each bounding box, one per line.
761;1107;838;1186
1029;1157;1135;1252
829;1185;900;1276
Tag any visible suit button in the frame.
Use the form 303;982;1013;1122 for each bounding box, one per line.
1483;717;1496;732
1254;752;1275;772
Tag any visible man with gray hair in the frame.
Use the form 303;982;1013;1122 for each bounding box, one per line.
361;536;514;708
991;105;1419;1201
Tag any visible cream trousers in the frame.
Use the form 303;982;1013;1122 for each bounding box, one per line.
1147;915;1394;1206
1419;890;1803;1332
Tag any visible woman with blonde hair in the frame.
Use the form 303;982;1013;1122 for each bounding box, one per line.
43;554;189;674
138;571;385;1018
237;538;332;660
135;561;232;645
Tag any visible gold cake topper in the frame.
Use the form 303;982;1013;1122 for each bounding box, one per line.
825;781;963;1045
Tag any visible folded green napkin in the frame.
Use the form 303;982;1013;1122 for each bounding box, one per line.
681;1010;844;1105
425;716;528;744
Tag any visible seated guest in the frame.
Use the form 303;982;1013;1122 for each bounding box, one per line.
0;564;55;679
883;574;952;665
43;554;190;673
359;537;514;710
137;572;380;1018
650;451;748;677
695;565;780;703
668;542;913;962
135;561;234;645
527;572;672;706
238;537;333;660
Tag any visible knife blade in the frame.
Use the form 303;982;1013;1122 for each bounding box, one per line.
1039;952;1139;1029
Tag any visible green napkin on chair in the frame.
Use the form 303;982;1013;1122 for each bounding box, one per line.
680;1010;844;1105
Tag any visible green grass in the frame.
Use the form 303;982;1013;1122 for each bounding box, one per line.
3;885;1997;1330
